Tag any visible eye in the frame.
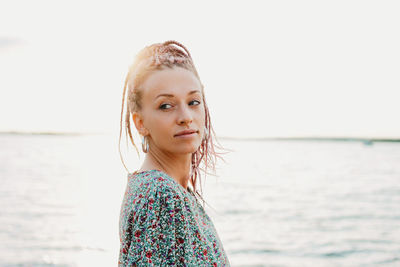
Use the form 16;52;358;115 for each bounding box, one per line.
189;100;201;106
159;103;172;110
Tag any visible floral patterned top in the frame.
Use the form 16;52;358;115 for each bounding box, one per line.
118;169;230;266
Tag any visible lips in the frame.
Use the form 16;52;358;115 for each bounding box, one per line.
174;129;198;137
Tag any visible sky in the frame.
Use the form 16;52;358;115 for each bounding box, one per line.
0;0;399;139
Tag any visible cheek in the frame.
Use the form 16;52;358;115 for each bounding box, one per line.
150;116;172;139
199;108;206;126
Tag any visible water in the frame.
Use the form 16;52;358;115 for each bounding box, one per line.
0;134;399;266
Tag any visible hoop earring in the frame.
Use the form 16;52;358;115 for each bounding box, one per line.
142;135;149;153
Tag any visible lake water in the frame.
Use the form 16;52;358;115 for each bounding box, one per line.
0;133;399;266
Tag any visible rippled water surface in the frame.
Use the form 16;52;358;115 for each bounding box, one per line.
0;134;399;266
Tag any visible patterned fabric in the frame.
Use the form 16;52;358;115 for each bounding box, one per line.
118;169;230;266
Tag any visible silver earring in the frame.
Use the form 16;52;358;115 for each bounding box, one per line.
142;135;149;153
203;126;209;140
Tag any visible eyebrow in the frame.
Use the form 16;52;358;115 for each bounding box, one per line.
155;90;201;99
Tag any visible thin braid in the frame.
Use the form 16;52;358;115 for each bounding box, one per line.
119;70;140;173
162;40;193;60
119;75;130;172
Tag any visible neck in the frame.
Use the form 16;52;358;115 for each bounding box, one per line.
141;144;192;190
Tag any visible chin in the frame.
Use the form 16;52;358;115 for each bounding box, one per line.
172;143;201;155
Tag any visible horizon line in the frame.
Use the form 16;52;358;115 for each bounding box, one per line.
0;130;399;143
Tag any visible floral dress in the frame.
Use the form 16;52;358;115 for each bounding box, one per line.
118;169;230;266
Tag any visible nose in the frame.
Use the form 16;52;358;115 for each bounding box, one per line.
177;104;193;125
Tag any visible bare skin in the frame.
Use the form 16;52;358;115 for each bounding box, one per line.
131;66;206;190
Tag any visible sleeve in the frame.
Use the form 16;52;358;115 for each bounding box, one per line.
119;181;186;266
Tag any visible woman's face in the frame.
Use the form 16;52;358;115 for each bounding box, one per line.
133;66;206;155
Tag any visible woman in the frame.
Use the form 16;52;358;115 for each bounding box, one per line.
118;40;230;266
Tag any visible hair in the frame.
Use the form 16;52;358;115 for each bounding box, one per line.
118;40;227;208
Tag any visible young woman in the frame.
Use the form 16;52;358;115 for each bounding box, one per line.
118;40;230;266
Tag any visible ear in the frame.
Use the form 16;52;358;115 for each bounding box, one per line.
132;111;149;136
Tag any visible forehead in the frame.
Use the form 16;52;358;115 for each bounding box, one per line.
141;67;202;99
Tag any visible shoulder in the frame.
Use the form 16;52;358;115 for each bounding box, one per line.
130;169;179;192
127;170;184;207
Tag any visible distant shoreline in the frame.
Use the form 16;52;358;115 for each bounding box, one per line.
0;131;89;136
1;131;399;143
217;136;400;143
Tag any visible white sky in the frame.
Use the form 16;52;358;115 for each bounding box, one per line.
0;0;399;139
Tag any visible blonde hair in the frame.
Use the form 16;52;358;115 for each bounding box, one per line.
119;40;226;206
